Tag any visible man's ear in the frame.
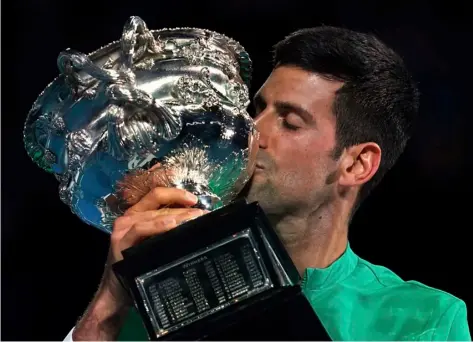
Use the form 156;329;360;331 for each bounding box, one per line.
338;142;381;187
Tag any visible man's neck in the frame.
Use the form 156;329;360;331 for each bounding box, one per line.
271;201;350;275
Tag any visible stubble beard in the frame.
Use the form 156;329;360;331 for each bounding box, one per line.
245;175;288;221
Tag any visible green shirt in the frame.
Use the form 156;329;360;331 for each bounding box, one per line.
118;243;471;340
302;243;471;340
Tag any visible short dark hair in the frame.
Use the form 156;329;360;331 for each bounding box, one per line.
273;26;420;208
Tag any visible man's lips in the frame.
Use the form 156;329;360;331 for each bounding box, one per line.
255;163;265;169
254;163;265;172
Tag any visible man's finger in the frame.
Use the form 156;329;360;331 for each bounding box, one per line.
125;187;198;214
148;162;162;171
120;216;178;248
128;208;204;221
173;209;208;225
113;208;206;234
120;209;205;247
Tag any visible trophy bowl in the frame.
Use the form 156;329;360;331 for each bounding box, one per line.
23;16;258;233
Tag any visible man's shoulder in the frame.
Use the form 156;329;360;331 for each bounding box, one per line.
355;256;460;303
349;257;471;340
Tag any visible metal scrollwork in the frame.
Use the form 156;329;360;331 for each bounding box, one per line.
23;16;256;233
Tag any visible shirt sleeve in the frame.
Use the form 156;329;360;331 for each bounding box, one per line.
433;300;471;341
63;327;75;341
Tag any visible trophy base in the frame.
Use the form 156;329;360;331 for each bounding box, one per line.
164;285;331;341
113;200;330;341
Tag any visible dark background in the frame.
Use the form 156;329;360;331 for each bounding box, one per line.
2;0;471;340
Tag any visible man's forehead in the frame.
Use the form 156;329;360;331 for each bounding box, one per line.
255;66;343;105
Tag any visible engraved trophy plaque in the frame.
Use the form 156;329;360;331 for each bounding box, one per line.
23;16;330;341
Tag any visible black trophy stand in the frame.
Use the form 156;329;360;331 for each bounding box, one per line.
113;200;331;341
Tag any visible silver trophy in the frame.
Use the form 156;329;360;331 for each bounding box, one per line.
23;17;318;341
23;16;258;234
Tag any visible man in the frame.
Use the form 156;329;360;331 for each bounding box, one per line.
67;26;471;341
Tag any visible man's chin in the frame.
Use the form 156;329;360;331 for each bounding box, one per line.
243;185;266;206
235;172;273;208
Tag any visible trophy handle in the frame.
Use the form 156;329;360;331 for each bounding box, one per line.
120;16;164;68
105;84;182;144
56;19;183;160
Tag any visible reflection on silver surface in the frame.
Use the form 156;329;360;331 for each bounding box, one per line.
23;16;258;233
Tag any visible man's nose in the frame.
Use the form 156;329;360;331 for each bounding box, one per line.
254;111;272;149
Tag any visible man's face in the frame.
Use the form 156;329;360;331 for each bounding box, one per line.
245;65;344;217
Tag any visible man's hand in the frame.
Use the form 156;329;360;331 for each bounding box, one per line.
72;187;205;341
105;187;205;304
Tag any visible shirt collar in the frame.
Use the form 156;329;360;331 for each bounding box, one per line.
301;242;359;291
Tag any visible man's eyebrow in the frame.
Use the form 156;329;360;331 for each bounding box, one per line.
274;101;314;124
